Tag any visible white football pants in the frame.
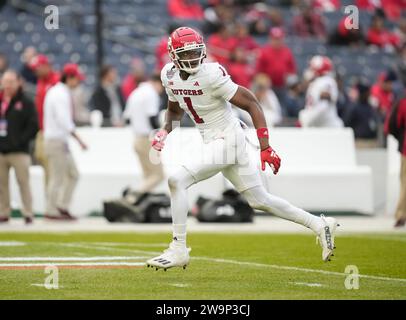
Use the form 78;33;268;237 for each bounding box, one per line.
169;164;322;244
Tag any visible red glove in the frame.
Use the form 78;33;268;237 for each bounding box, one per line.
256;127;281;174
151;129;168;151
261;146;281;174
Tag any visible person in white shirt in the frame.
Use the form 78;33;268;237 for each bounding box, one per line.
43;63;87;220
236;74;282;127
124;75;165;193
299;55;344;128
251;74;282;126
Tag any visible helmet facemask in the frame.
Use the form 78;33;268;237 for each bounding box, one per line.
171;43;206;74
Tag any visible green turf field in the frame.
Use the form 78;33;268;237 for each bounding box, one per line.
0;232;405;300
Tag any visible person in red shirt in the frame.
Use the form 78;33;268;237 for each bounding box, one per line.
29;54;59;186
155;37;171;73
168;0;204;20
328;17;365;46
386;85;406;227
367;14;401;49
255;27;297;93
155;24;180;73
207;24;238;66
234;22;258;53
30;55;59;131
370;70;397;118
227;47;255;89
357;0;406;21
120;57;146;101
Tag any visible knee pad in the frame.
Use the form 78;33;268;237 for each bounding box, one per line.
168;167;195;191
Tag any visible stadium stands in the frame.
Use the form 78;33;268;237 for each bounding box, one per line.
0;0;401;88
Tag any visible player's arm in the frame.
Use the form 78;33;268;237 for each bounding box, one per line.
162;100;184;133
230;86;269;150
152;100;184;151
230;86;281;174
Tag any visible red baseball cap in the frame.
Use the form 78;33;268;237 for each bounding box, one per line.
269;27;285;39
29;54;50;70
62;63;85;81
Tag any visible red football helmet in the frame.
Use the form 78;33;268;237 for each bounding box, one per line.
168;27;206;74
309;55;334;77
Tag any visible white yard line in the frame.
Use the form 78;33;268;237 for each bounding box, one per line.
0;241;26;246
194;256;406;283
290;282;324;288
12;241;404;284
56;242;162;255
93;242;168;247
0;262;145;267
30;283;64;288
0;256;148;262
168;283;191;288
62;242;406;284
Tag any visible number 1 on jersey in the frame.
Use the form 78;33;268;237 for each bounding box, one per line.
183;97;204;124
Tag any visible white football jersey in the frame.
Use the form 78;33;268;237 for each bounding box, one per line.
301;75;343;127
161;62;240;143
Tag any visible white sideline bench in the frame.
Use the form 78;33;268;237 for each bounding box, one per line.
244;128;374;214
9;127;374;216
386;136;401;216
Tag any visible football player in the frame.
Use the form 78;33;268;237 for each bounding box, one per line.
146;27;339;270
299;55;344;127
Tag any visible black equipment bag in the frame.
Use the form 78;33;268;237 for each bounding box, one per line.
103;199;145;223
103;189;172;223
194;189;254;223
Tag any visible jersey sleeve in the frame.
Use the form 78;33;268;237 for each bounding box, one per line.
160;64;177;102
318;78;338;103
210;63;239;101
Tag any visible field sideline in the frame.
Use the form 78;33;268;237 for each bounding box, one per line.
0;231;405;300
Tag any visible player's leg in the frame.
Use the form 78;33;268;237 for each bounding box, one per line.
241;185;323;232
9;153;33;219
222;158;339;262
244;185;338;261
0;154;11;221
167;166;196;247
146;163;230;270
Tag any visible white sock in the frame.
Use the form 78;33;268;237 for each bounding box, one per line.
168;168;195;249
242;186;323;234
172;224;187;247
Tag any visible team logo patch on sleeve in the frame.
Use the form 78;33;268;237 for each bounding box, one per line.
166;69;176;79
